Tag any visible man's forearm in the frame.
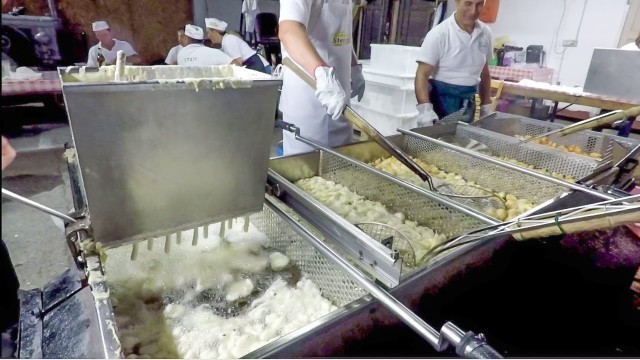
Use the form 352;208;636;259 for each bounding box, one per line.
415;63;433;104
479;64;491;105
279;20;327;77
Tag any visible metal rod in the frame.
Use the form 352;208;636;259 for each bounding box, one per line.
265;197;442;347
2;188;77;223
398;128;615;201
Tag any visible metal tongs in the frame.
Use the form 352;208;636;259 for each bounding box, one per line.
522;106;640;143
281;57;435;190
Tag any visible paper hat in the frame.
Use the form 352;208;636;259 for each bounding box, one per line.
184;24;204;40
205;18;228;32
92;21;110;32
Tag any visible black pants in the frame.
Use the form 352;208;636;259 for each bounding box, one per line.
0;238;19;332
243;53;267;74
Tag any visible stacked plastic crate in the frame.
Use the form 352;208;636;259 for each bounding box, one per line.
352;44;422;136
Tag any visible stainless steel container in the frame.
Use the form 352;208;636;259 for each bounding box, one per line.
58;65;281;248
268;147;496;286
471;112;640;179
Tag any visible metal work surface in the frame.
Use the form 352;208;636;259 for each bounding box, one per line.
58;66;281;247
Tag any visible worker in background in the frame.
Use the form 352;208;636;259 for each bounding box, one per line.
1;136;20;354
414;0;493;126
205;17;267;73
177;24;233;66
620;32;640;51
86;21;141;67
165;26;189;65
278;0;366;155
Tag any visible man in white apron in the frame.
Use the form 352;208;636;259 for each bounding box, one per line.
278;0;366;155
177;25;233;66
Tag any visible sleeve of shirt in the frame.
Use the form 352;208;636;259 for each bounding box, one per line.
86;47;97;67
122;42;138;56
225;36;244;60
279;0;312;27
484;27;494;62
416;30;441;67
165;48;173;64
214;49;233;65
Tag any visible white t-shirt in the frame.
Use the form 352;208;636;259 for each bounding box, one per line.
177;43;233;66
87;39;137;67
417;13;493;86
165;45;183;65
620;42;639;51
221;34;256;62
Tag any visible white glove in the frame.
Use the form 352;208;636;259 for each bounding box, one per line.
315;66;347;120
415;103;439;127
480;104;493;118
350;64;365;101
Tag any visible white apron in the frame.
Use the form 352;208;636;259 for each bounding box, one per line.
280;0;354;155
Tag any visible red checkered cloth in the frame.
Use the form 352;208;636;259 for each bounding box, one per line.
489;66;554;83
2;71;61;96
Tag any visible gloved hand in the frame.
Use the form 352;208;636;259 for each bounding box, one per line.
415;103;439;127
350;64;365;101
315;66;347;120
480;104;493;118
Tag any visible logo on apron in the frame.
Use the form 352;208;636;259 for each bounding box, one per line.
332;31;351;47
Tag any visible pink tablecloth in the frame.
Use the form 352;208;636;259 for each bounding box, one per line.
489;66;554;84
1;71;61;96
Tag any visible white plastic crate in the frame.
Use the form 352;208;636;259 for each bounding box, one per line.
356;81;418;116
350;102;418;136
369;44;421;75
363;68;415;89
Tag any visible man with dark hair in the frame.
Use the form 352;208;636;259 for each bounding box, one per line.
205;17;266;73
165;26;189;65
86;20;141;66
177;24;232;66
414;0;493;125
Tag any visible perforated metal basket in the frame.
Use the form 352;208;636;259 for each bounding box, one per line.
473;113;640;175
251;198;367;307
268;149;495;284
456;125;602;181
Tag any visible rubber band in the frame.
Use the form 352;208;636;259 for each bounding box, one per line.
554;214;567;234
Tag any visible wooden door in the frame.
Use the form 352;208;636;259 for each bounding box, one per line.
396;0;435;46
358;0;390;59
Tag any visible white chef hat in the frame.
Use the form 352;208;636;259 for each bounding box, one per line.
184;24;204;40
205;17;228;32
92;21;110;32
